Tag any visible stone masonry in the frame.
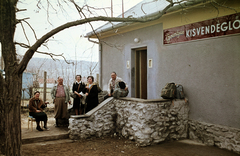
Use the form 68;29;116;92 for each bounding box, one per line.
189;120;240;154
69;97;189;146
68;96;240;154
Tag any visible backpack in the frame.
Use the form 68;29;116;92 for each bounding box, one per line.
175;84;185;99
161;83;176;99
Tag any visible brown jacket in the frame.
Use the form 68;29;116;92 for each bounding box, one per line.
29;97;45;113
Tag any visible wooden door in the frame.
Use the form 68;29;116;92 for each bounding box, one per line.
135;49;147;99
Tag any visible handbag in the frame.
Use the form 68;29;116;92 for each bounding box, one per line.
79;92;86;105
70;83;81;98
70;92;77;98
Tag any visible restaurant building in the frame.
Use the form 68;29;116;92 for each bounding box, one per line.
86;0;240;145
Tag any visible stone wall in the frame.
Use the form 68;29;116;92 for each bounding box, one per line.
69;97;116;139
69;97;189;146
189;120;240;154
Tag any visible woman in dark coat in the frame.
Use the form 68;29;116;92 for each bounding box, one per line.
72;75;85;115
84;76;99;113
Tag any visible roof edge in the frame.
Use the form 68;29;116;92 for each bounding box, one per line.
85;0;207;38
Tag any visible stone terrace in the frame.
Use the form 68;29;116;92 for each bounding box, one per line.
69;97;189;146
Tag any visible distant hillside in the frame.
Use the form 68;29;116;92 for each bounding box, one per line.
25;57;99;86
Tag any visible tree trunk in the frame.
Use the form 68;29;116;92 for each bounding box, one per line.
0;0;22;155
0;74;22;156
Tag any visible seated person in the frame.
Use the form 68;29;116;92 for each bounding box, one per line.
29;91;49;131
105;72;128;99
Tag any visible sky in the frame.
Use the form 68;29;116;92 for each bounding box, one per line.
13;0;143;62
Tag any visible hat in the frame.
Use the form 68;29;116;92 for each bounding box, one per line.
118;81;126;89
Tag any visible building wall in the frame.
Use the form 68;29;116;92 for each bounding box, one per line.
100;2;240;129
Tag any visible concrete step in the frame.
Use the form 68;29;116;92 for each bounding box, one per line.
22;133;69;144
22;139;74;146
22;122;69;145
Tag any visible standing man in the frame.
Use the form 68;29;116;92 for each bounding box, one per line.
105;71;128;99
51;77;71;127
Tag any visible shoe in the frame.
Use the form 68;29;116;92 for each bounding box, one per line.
44;126;50;130
55;119;59;127
36;127;43;131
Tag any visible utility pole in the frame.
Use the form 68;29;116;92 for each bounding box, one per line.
0;43;3;69
122;0;124;18
0;54;3;69
111;0;113;17
44;71;47;102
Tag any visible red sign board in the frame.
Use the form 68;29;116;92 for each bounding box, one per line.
164;13;240;44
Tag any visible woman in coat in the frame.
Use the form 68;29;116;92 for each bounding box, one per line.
72;75;85;115
84;76;99;113
29;91;49;131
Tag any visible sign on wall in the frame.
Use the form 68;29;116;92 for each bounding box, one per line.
164;13;240;44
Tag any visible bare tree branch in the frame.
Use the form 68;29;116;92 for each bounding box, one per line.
88;37;99;44
210;1;220;17
16;8;27;12
212;0;238;13
20;22;30;46
35;51;74;65
71;1;102;44
22;20;38;40
84;5;110;17
15;42;29;48
16;17;30;24
14;42;74;65
141;0;159;15
91;62;98;73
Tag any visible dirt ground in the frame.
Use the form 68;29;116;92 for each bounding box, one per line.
21;109;239;156
21;137;239;156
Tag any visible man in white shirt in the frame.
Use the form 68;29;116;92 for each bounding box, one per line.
105;72;128;99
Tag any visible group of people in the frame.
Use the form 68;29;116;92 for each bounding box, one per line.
28;72;128;131
72;75;99;115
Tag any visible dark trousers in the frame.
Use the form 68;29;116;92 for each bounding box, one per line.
29;112;47;122
104;89;113;100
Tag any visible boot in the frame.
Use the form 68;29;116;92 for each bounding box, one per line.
36;126;43;131
55;118;59;127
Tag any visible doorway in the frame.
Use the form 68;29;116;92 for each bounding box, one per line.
131;48;147;99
